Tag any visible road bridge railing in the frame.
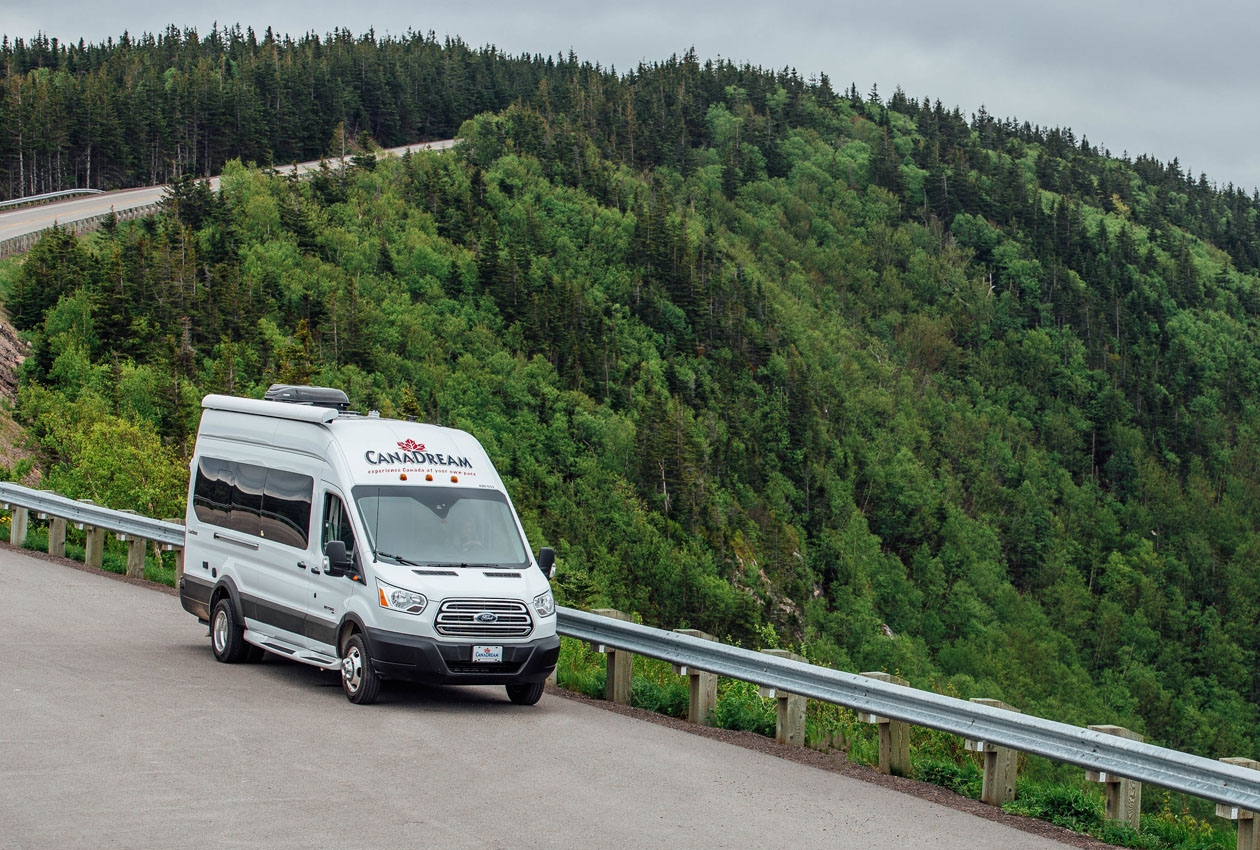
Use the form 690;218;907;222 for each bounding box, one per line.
2;479;1259;817
0;202;163;258
0;188;104;210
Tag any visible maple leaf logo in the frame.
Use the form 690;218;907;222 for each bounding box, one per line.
397;439;425;452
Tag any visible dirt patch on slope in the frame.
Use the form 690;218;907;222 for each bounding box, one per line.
0;308;37;482
0;315;26;400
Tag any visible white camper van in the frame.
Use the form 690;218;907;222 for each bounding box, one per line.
178;385;559;705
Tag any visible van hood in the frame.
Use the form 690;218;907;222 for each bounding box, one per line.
371;559;550;599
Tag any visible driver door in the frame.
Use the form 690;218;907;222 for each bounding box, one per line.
306;488;360;655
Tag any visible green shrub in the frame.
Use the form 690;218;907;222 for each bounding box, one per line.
711;679;776;736
1004;783;1102;832
1139;801;1234;850
913;758;982;798
555;637;606;699
632;676;689;718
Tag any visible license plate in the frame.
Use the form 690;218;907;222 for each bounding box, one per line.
472;645;503;663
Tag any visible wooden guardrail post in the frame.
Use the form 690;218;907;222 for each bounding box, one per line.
1217;758;1259;850
759;649;807;746
116;509;147;579
672;629;717;725
860;671;912;776
589;608;633;705
1086;725;1144;830
965;698;1021;805
47;514;67;557
76;500;105;568
8;504;29;546
162;518;185;582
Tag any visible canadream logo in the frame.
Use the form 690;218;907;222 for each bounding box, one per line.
364;439;473;468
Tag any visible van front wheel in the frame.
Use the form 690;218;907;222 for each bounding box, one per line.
506;681;545;705
340;634;381;705
211;598;248;664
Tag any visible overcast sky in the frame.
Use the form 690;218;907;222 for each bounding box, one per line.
5;0;1257;192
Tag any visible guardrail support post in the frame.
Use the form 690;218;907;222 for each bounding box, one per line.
860;672;912;776
117;509;146;579
672;629;717;725
589;608;633;705
759;650;807;746
9;505;29;546
47;516;67;557
965;698;1021;805
77;500;105;568
1216;758;1259;850
1087;725;1144;829
162;518;185;582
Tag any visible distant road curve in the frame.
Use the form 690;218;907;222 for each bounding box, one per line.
0;139;457;246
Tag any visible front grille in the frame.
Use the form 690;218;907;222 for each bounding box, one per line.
435;598;533;638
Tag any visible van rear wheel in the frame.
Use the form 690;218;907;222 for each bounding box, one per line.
340;633;381;705
211;598;248;663
506;681;545;705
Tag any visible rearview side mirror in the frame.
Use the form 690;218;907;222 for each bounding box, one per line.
324;540;351;577
537;547;555;580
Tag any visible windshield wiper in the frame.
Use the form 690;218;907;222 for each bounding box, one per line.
376;550;423;566
422;562;498;569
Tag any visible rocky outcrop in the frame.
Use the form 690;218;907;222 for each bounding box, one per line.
0;316;26;400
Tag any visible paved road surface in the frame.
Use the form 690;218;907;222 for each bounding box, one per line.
0;547;1074;850
0;140;456;244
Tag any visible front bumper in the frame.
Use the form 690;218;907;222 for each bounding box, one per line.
364;627;560;685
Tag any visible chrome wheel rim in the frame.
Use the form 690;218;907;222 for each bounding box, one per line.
343;646;363;693
212;608;229;654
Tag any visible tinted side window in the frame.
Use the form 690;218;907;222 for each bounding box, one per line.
261;469;313;549
193;457;233;527
322;493;357;558
230;462;265;536
194;456;311;548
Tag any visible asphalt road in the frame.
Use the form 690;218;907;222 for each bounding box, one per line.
0;140;457;244
0;547;1075;850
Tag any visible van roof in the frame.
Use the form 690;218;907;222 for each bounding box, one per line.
200;394;498;489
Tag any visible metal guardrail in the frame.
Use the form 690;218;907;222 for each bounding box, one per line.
0;188;103;209
2;480;1258;810
557;614;1260;811
0;483;183;547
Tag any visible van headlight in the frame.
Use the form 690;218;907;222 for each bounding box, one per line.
377;579;428;615
532;589;555;618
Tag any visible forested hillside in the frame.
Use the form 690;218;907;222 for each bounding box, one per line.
4;31;1260;763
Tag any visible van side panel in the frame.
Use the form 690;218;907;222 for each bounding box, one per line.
185;425;328;651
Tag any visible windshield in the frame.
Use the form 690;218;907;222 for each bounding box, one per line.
353;485;529;567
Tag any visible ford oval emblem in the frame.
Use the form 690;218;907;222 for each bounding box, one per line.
475;612;499;623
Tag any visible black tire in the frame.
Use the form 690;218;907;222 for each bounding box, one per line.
506;680;545;705
340;633;381;705
244;643;266;663
210;597;248;663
